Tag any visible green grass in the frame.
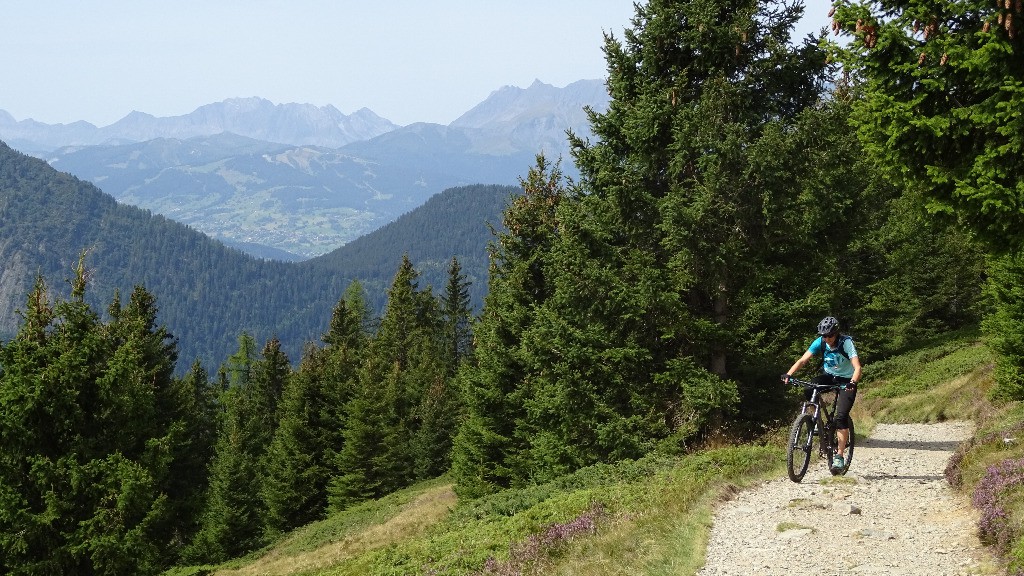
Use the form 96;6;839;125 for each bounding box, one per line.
171;448;782;576
775;522;815;533
852;330;995;428
169;329;1016;576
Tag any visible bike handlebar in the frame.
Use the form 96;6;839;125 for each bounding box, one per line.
784;376;848;391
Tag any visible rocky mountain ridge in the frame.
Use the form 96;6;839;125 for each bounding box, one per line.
0;97;397;151
3;80;607;260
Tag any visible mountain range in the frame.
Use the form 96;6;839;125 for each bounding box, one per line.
1;79;607;260
0;98;397;151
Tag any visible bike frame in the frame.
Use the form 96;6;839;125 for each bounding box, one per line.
801;383;840;438
786;376;852;481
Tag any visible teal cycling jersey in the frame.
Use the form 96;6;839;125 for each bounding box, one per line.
808;335;858;378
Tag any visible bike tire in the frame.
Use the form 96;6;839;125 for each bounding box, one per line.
829;418;856;476
787;413;814;482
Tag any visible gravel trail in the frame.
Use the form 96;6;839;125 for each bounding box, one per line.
697;421;1001;576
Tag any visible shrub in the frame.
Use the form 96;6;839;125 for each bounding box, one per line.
972;458;1024;554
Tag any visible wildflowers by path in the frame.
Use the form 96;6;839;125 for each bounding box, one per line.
973;458;1024;556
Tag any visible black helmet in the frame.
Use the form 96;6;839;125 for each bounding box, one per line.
817;316;839;336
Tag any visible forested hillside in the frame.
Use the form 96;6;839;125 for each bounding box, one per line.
0;141;513;369
310;179;513;309
3;0;1024;574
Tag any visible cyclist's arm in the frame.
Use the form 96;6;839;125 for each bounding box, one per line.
850;354;862;384
786;350;815;378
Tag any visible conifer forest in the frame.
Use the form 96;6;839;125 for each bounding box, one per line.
2;1;1023;573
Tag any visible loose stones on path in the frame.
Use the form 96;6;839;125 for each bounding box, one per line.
696;422;1000;576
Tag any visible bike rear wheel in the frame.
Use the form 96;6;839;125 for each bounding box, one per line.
787;413;814;482
829;418;855;476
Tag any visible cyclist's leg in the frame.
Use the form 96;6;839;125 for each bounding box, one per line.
834;379;856;457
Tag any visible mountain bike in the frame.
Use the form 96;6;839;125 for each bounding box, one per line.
785;377;855;482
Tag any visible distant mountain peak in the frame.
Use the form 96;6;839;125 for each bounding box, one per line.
122;110;156;121
450;78;608;130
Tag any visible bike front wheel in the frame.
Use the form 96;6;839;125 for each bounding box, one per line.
787;413;814;482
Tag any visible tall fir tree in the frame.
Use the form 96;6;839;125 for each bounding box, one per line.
185;333;285;562
452;0;910;493
451;156;569;496
831;0;1024;398
0;264;192;574
159;360;219;559
441;256;474;375
831;0;1024;253
329;256;448;509
184;383;266;562
261;345;334;535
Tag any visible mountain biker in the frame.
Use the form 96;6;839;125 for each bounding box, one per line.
782;316;862;471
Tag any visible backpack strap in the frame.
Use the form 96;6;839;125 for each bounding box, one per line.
834;335;851;361
820;335;852;362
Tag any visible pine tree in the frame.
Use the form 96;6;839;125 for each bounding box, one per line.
184;384;266;562
831;0;1024;254
185;333;284;561
160;360;219;557
323;281;372;350
0;264;190;574
441;256;474;375
451;157;567;497
328;361;405;510
453;0;874;492
329;256;448;508
250;336;290;442
260;343;348;535
831;0;1024;398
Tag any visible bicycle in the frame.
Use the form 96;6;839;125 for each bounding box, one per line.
785;376;855;482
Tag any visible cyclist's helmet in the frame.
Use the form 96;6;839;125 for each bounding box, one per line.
817;316;840;336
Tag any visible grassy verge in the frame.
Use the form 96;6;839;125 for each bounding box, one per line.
326;447;782;575
852;330;995;429
168;447;782;576
941;364;1024;574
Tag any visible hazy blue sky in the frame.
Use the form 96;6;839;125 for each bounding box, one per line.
1;1;833;127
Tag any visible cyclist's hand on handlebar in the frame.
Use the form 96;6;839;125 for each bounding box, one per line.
781;373;791;384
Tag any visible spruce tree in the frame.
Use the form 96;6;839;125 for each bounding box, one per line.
831;0;1024;398
451;157;567;496
185;333;284;561
160;360;219;557
184;383;266;562
317;284;369;499
260;343;348;535
323;282;371;350
453;0;877;492
0;266;188;574
831;0;1024;253
441;256;474;375
329;256;448;508
328;361;405;510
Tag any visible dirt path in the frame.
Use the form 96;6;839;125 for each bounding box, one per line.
696;421;1001;576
